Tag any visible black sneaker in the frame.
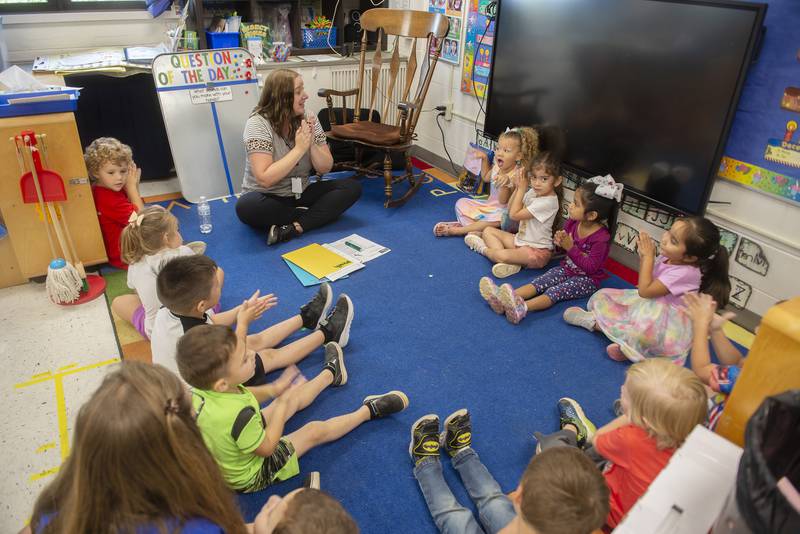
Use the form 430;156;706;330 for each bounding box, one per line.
303;471;321;489
319;294;354;347
409;414;441;465
267;224;299;245
558;397;597;448
322;342;347;386
442;409;472;457
300;283;332;330
363;390;409;420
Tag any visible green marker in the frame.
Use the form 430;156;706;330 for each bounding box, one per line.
344;241;362;252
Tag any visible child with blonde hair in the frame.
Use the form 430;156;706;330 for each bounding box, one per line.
534;358;708;530
85;137;144;269
112;205;206;339
464;152;562;278
433;126;540;237
480;175;622;323
564;216;731;363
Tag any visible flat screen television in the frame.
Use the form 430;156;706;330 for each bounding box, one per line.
483;0;766;215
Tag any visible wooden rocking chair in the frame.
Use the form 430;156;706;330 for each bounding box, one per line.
318;8;449;208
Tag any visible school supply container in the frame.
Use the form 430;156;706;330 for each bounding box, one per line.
302;27;336;48
206;31;240;49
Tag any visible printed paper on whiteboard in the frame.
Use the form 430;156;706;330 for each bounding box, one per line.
189;86;233;104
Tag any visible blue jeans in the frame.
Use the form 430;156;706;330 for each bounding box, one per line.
413;448;516;534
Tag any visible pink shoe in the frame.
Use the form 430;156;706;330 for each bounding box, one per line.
606;343;628;362
497;284;527;324
479;277;504;314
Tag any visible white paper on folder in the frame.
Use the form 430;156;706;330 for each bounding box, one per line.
321;244;364;281
327;234;390;263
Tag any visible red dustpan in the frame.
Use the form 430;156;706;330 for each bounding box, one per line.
19;130;66;203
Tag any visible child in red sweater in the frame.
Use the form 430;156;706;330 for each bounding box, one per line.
85;137;144;269
534;358;707;529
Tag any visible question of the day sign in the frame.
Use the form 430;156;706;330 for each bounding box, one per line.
154;49;257;88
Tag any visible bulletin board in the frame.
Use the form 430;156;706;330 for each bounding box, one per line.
460;0;495;97
152;49;259;203
428;0;464;66
720;0;800;204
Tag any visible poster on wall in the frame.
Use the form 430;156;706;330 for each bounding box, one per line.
719;0;800;205
460;0;495;97
428;0;464;65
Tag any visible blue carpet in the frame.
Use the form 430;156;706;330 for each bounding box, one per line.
165;173;633;531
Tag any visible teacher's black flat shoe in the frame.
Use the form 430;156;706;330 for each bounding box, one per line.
267;224;299;245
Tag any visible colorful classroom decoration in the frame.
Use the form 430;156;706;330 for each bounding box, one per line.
720;0;800;205
428;0;464;66
460;0;495;97
718;156;800;203
152;49;258;202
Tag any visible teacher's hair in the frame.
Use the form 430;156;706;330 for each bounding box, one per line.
253;68;303;140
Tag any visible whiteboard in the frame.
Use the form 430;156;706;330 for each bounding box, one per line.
153;49;259;203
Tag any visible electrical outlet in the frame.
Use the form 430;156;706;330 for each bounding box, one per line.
444;102;453;121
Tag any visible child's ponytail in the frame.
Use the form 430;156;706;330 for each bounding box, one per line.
683;216;731;308
120;205;177;265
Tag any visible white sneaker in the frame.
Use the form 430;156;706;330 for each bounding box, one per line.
492;263;521;278
464;234;487;254
186;241;207;255
563;307;596;331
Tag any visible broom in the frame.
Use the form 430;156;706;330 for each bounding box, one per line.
17;136;82;303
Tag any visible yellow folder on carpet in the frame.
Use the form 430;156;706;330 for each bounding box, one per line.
282;243;353;279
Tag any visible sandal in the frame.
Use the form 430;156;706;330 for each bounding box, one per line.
433;221;463;237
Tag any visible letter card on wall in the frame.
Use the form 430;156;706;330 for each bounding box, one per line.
153;49;259;202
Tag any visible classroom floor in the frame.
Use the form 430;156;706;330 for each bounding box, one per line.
0;169;750;532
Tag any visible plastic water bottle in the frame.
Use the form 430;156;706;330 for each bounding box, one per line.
198;196;212;234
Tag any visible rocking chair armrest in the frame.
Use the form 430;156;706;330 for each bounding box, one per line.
318;88;360;98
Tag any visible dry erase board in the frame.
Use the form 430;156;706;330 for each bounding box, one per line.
153;49;259;202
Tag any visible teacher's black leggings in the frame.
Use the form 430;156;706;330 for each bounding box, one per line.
235;178;362;233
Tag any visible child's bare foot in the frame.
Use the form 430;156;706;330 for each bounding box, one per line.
606;343;628;362
479;277;504;314
497;284;527;324
433;221;463;237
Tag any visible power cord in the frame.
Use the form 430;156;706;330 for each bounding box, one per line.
436;110;461;179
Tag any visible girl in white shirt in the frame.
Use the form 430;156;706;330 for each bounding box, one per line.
112;205;205;339
464;152;562;278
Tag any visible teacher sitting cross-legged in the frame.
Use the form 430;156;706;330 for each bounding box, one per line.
236;69;362;245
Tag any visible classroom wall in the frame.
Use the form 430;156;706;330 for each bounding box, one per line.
403;0;800;321
2;10;178;63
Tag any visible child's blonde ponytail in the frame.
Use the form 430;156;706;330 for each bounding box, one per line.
120;206;177;265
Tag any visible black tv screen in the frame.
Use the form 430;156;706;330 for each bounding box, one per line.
484;0;766;214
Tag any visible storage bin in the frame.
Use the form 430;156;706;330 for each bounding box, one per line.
206;31;240;49
302;27;336;48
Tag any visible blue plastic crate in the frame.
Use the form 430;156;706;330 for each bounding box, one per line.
206;31;240;49
0;88;80;118
302;27;336;48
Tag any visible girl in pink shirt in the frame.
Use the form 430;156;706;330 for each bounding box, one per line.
564;216;730;364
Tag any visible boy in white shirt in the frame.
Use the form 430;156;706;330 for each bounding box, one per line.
465;152;562;278
150;255;353;386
